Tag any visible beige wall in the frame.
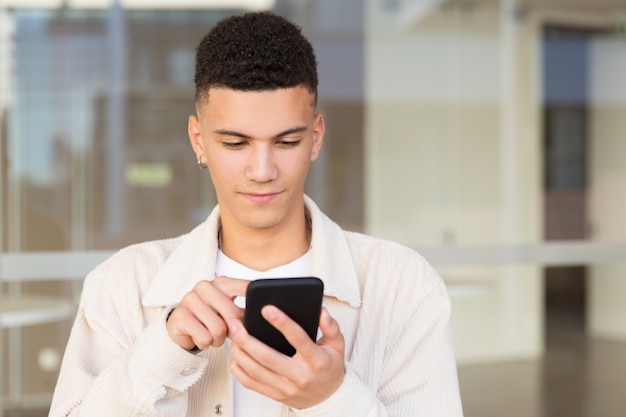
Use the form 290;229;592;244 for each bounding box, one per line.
366;103;502;246
365;1;543;364
589;100;626;339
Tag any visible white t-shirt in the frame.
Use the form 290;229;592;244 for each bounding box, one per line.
215;249;312;417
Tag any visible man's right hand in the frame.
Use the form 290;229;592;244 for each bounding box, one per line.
166;276;249;351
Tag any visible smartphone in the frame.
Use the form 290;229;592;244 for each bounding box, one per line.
243;277;324;357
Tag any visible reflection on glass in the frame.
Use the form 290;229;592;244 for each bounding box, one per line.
1;0;625;416
1;4;365;413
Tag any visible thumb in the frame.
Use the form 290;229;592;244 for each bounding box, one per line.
317;307;344;350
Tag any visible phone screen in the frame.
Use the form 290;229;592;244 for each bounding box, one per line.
243;277;324;356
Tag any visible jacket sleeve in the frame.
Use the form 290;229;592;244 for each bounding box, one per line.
48;264;209;417
294;266;464;417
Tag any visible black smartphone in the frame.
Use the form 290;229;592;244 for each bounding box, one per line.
243;277;324;356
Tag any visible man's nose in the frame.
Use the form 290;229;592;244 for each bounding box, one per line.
245;146;278;182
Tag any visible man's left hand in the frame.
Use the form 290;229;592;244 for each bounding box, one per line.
228;306;345;409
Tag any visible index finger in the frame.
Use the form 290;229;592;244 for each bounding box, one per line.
212;275;250;300
261;305;319;358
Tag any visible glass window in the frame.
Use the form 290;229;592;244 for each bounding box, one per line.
2;1;626;415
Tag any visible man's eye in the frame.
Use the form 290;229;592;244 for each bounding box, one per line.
277;140;301;147
222;141;245;148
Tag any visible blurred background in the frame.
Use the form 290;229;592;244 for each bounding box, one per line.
1;0;625;416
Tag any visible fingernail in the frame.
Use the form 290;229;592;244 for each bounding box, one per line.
263;305;278;319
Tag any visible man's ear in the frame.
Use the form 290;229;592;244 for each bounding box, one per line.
310;113;325;162
188;114;205;157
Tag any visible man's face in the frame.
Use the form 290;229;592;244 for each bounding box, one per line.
188;86;324;233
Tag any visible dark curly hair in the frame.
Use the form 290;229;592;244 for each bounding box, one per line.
194;12;318;105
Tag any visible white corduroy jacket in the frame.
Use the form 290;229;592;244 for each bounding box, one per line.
49;196;463;417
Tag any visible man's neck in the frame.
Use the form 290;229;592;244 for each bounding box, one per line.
218;215;311;272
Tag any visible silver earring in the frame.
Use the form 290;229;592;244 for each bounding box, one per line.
197;158;208;170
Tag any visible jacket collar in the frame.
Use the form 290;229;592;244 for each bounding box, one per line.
142;195;361;309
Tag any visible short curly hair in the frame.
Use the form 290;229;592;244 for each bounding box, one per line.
194;12;318;105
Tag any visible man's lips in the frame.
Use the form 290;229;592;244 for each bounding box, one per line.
241;192;281;204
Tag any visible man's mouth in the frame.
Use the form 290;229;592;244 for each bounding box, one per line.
241;192;281;204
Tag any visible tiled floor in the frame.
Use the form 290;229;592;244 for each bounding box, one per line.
459;309;626;417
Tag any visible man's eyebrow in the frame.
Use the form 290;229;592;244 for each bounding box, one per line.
274;126;308;138
214;126;308;139
213;129;251;139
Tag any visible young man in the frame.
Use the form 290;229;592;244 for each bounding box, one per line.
49;11;463;417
